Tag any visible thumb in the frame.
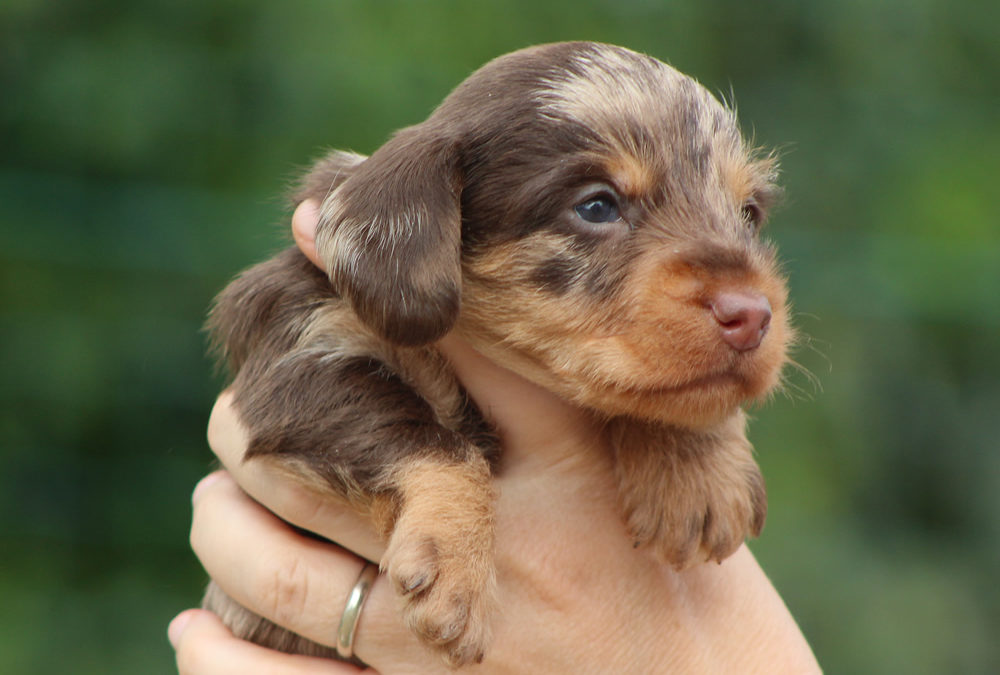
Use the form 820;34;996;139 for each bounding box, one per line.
292;199;323;268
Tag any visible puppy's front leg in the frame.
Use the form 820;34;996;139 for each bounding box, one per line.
202;456;496;667
207;344;496;666
609;413;767;569
375;455;496;666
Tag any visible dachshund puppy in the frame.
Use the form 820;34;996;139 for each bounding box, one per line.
203;41;791;666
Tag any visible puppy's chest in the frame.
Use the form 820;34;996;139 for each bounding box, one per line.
300;301;470;433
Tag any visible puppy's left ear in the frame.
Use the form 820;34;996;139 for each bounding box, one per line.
315;123;463;346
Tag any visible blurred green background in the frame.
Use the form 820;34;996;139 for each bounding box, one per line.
2;0;997;672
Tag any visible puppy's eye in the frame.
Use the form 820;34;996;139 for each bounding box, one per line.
575;195;622;224
741;201;763;229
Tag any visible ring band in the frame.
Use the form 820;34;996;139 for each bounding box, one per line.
336;562;378;660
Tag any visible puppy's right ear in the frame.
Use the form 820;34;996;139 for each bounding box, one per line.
315;123;463;346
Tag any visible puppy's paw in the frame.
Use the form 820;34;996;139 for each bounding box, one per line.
614;421;767;570
383;526;495;667
631;459;766;569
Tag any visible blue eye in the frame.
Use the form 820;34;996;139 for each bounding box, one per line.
575;195;621;224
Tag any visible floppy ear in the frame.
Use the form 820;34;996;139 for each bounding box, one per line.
315;124;463;346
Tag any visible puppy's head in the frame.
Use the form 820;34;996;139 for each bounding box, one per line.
316;42;791;428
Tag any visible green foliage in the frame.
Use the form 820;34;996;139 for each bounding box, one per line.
2;0;997;672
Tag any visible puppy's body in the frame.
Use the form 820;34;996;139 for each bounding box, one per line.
205;42;792;665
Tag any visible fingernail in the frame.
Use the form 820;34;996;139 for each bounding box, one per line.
192;471;225;504
168;610;195;648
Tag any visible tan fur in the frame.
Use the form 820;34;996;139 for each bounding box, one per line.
609;413;766;568
378;456;497;667
605;152;658;198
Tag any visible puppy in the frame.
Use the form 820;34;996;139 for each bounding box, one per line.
204;41;791;666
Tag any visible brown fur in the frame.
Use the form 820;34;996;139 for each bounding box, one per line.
203;41;793;666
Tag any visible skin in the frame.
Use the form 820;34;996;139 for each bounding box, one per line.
168;200;822;674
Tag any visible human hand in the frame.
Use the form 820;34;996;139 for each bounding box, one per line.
169;201;820;674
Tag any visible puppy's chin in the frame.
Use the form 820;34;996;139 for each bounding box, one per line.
579;329;790;428
578;366;782;428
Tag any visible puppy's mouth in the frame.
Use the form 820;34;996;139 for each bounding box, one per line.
628;370;747;397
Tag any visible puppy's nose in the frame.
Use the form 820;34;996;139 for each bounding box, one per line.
710;291;772;352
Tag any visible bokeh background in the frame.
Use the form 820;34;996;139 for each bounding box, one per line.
2;0;998;672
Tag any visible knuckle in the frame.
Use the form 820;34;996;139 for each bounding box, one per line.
188;495;217;563
188;507;208;560
256;551;311;630
205;392;235;453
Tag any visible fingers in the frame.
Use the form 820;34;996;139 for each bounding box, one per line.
188;471;445;672
292;199;322;268
169;609;372;675
191;471;380;650
206;392;384;562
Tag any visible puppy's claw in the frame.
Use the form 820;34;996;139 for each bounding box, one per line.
625;458;766;570
384;528;495;667
398;572;434;596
